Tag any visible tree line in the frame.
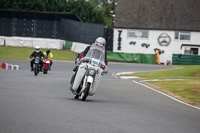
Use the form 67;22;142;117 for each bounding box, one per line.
0;0;115;28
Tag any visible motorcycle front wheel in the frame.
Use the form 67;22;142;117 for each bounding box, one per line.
80;82;91;101
74;84;82;99
34;64;39;76
43;66;48;74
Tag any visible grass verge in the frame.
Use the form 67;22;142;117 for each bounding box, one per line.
121;65;200;107
0;46;77;61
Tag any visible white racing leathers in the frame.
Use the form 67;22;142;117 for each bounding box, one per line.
71;43;108;101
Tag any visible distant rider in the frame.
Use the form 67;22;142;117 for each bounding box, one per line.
43;48;53;70
30;46;44;71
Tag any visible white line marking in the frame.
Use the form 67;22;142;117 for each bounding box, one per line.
132;80;200;111
112;73;119;79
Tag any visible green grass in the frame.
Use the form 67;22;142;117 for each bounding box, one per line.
125;66;200;79
0;46;77;61
121;65;200;105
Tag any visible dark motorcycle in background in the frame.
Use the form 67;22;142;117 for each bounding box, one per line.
33;56;40;76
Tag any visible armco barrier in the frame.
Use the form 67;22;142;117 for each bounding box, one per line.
0;36;65;49
2;63;20;70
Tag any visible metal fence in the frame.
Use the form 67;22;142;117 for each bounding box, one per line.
59;19;106;45
0;10;79;38
0;10;113;51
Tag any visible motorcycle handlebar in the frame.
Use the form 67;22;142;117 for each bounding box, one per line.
30;56;41;61
80;59;107;70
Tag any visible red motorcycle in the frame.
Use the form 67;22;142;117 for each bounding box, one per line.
42;56;50;74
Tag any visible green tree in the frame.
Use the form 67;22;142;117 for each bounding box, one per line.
102;1;115;28
0;0;114;27
87;0;115;27
64;0;105;24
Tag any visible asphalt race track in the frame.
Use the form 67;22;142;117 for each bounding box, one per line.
0;59;200;133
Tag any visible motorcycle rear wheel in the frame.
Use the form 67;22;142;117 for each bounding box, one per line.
80;82;91;101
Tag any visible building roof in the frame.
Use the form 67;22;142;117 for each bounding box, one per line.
114;0;200;31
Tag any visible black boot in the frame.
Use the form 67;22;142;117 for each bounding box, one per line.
31;67;34;71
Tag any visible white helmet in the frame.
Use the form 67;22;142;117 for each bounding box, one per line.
35;46;40;53
95;37;106;47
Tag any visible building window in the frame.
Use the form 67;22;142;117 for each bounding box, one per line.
175;31;191;40
184;47;198;55
127;30;149;38
190;48;199;55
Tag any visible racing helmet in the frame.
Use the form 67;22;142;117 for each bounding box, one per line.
35;46;40;53
95;37;106;48
46;48;50;55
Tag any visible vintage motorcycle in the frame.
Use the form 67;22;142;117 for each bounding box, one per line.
42;56;50;74
33;56;40;76
70;44;108;101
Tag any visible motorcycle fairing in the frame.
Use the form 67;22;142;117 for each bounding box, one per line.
83;43;106;66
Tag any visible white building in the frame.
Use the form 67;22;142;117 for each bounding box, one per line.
113;0;200;64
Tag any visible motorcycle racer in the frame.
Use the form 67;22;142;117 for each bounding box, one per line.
30;46;44;71
79;37;108;65
43;48;53;70
70;37;108;90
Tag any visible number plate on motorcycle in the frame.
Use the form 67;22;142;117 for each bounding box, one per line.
91;58;99;66
35;60;39;63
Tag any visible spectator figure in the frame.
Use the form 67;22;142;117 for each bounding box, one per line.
154;48;160;65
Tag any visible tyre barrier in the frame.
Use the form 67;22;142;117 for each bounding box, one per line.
1;63;20;70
